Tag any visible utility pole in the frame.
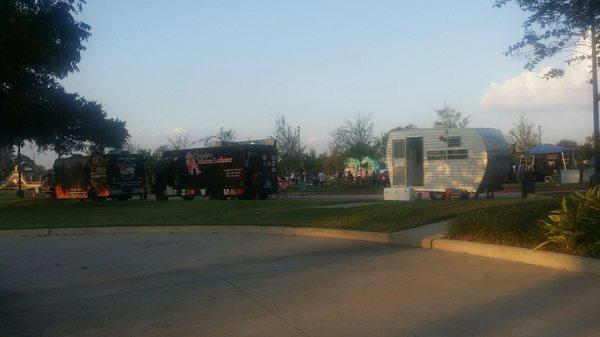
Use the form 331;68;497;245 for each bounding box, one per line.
16;143;23;197
591;23;600;187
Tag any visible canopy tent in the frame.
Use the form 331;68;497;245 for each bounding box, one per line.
523;143;577;175
524;143;573;155
0;165;41;190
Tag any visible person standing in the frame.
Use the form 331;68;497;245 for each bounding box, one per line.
518;159;527;198
317;170;326;187
299;170;307;193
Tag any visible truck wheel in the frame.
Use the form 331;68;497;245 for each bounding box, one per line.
116;195;131;201
88;189;97;201
209;187;225;200
156;188;168;201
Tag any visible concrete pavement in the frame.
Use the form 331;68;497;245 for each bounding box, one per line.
1;234;599;337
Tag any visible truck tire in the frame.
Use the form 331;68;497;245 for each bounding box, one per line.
209;187;225;200
116;195;131;201
156;188;168;201
88;189;97;201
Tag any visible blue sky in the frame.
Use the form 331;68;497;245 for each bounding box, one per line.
29;0;592;166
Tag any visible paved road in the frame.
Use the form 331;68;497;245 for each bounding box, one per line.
1;234;598;337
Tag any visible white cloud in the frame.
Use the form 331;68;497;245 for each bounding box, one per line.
476;44;598;143
481;54;590;112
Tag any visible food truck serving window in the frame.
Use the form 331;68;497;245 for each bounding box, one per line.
392;139;406;158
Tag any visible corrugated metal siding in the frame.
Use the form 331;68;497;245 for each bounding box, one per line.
386;129;488;191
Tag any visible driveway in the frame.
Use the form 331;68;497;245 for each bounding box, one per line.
1;234;598;337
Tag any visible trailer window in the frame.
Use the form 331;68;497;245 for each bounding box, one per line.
447;149;468;159
392;139;406;159
426;150;446;160
447;136;461;147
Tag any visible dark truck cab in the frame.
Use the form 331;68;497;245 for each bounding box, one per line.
44;153;145;201
155;140;277;200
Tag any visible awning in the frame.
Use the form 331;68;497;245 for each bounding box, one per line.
524;143;573;155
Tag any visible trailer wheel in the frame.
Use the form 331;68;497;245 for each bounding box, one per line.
429;192;445;200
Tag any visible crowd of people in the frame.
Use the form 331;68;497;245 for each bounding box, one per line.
277;169;389;195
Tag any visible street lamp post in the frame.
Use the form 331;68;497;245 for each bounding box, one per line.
591;23;600;187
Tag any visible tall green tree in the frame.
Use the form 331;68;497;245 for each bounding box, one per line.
0;0;129;155
496;0;600;182
433;103;470;128
330;113;377;162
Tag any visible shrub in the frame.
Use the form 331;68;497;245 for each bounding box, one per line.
536;187;600;257
448;200;557;248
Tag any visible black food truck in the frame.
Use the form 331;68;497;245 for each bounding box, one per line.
155;140;277;200
43;153;145;200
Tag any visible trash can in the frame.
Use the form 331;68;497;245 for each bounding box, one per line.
521;179;535;198
524;180;535;193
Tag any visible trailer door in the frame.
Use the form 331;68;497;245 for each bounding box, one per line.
406;137;424;186
392;139;406;186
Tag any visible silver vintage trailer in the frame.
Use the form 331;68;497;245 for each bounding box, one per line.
385;128;510;199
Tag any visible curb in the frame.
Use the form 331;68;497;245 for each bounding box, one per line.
1;226;391;244
389;220;449;248
431;238;600;277
3;223;598;277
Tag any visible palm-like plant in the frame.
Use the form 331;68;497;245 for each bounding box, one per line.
536;187;600;257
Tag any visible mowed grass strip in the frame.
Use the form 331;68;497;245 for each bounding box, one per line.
0;196;553;233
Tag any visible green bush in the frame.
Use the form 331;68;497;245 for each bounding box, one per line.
448;200;557;248
536;187;600;257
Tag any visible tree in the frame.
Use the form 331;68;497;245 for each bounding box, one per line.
506;115;541;152
0;147;15;181
557;139;578;149
166;132;197;150
0;0;129;155
273;115;305;171
216;127;236;143
579;136;595;162
433;103;470;128
375;124;418;158
496;0;600;183
330;113;377;162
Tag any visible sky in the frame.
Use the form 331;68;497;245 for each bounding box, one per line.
25;0;594;167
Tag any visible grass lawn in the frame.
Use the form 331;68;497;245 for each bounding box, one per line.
0;196;553;233
503;181;589;191
286;184;385;193
0;189;34;199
